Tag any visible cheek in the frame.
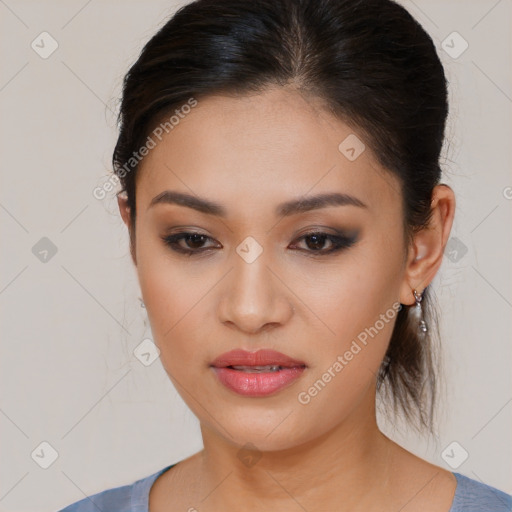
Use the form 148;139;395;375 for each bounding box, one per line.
288;244;402;344
295;291;399;427
292;245;402;392
135;238;202;356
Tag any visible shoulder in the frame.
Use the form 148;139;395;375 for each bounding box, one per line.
56;464;175;512
450;472;512;512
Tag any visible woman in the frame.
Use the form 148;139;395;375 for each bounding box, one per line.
59;0;512;510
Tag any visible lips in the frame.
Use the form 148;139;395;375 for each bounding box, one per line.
210;349;307;397
211;349;306;369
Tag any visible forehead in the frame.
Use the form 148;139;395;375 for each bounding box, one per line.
135;87;402;217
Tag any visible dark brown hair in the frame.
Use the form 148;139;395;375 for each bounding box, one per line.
113;0;449;434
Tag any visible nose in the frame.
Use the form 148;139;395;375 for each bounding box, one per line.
217;245;294;334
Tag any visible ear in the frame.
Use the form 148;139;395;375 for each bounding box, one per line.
399;184;456;305
117;192;137;266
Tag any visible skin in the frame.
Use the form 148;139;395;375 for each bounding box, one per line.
117;85;457;511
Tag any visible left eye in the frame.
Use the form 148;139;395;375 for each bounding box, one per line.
291;231;356;253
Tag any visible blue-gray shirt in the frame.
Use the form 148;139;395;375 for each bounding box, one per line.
57;464;512;511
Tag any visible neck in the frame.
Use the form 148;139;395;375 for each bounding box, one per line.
194;384;396;511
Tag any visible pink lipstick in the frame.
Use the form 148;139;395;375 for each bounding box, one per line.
210;349;306;397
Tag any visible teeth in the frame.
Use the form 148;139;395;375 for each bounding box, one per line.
231;365;281;372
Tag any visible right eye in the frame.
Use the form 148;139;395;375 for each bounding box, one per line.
161;232;221;256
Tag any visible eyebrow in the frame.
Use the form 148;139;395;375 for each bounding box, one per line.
148;190;367;217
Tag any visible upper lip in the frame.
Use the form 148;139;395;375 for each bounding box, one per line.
211;349;306;368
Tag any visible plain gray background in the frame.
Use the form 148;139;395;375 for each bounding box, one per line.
0;0;511;510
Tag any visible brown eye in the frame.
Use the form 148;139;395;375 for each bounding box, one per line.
162;232;219;255
290;231;358;255
183;233;209;249
302;233;331;251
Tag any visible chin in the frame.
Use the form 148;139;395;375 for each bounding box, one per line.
205;409;317;453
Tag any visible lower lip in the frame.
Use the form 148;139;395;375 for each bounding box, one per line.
211;366;306;397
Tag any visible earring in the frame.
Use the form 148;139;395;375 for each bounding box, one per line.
139;297;146;309
412;289;427;335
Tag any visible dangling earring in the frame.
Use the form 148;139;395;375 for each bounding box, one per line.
138;296;151;333
412;289;427;335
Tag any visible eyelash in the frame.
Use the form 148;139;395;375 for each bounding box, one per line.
161;230;358;257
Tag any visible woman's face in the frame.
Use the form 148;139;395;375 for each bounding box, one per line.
123;86;415;451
